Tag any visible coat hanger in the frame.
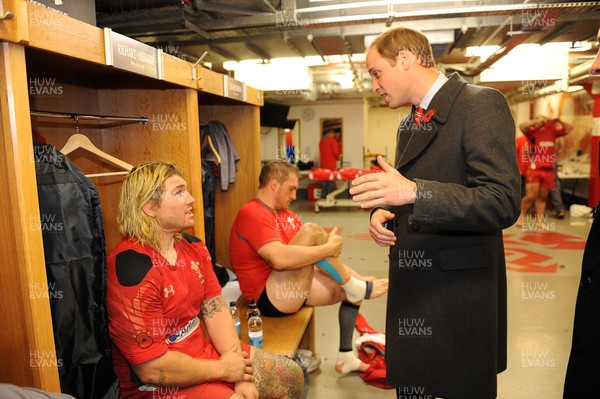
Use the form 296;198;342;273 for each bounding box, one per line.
60;126;134;178
202;134;222;164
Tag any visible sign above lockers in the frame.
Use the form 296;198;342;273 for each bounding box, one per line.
104;28;164;80
223;75;247;103
29;0;96;25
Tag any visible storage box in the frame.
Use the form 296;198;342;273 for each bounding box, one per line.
307;184;322;201
29;0;96;26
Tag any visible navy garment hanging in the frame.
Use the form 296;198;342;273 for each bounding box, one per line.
34;143;119;399
202;158;229;287
202;120;240;191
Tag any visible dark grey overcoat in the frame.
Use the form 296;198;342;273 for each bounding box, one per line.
384;73;521;399
563;202;600;398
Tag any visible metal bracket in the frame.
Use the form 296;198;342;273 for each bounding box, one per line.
0;1;14;20
192;51;209;81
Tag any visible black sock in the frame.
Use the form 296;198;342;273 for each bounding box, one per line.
339;301;360;351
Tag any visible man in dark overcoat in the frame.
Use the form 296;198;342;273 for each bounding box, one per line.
563;26;600;398
350;26;521;399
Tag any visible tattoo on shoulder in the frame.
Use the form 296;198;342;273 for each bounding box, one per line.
201;295;227;319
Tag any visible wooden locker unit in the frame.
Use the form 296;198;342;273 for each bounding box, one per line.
0;40;60;390
0;1;262;391
28;53;204;252
196;65;264;269
199;96;262;269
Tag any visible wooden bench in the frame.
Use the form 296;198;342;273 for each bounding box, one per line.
236;296;315;358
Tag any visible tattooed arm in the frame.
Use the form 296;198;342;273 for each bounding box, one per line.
202;295;243;355
130;295;251;387
131;348;253;387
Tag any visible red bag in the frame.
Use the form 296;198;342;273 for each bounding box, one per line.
355;312;393;389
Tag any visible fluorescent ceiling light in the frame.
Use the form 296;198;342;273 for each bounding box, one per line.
465;45;501;63
333;70;355;89
304;56;328;66
223;60;238;71
479;42;570;82
224;53;366;71
234;62;312;91
569;41;593;52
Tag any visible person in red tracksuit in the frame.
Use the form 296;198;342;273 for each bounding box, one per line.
319;128;341;198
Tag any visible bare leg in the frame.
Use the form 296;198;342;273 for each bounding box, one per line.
252;348;304;399
535;187;550;229
535;187;550;217
300;223;386;303
304;269;347;307
265;223;341;313
518;182;539;227
266;222;386;313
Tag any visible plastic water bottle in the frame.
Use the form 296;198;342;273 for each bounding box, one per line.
229;301;241;337
248;310;263;348
246;298;260;320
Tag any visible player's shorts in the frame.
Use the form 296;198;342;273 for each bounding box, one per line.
525;167;555;189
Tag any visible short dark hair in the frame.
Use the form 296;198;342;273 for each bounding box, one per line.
259;160;300;188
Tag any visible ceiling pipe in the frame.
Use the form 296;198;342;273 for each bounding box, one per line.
539;22;575;46
342;36;363;91
192;0;269;15
297;0;484;14
307;33;326;62
445;25;472;55
245;42;271;60
183;20;211;39
262;0;277;13
570;58;594;85
208;45;239;61
465;16;512;65
283;31;305;57
183;1;597;32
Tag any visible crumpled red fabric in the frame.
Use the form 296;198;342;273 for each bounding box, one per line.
355;312;394;389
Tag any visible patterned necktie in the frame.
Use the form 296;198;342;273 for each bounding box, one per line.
414;106;425;126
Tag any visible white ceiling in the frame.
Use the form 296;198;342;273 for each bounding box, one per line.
95;0;600;104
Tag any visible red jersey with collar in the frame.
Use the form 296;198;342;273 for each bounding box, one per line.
106;236;221;398
229;199;302;301
523;120;567;169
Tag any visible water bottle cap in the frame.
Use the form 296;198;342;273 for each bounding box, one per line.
229;301;236;306
250;310;259;317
